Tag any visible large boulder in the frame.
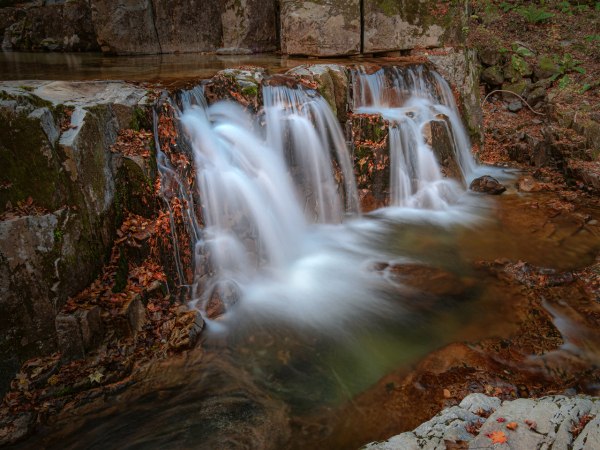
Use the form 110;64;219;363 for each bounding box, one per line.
0;81;152;397
534;56;560;81
151;0;223;53
2;1;99;51
90;0;161;54
222;0;278;52
363;0;465;53
481;65;504;86
280;0;361;56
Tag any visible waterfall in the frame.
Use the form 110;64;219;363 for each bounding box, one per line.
352;65;475;209
263;85;359;221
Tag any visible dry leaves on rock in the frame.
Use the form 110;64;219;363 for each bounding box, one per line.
485;430;508;444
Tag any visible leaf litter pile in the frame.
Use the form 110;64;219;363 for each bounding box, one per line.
0;197;51;222
110;129;154;158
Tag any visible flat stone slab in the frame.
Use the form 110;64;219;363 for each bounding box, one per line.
362;394;600;450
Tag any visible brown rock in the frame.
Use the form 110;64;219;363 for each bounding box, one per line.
518;176;541;192
167;310;204;351
280;0;360;56
469;175;506;195
113;294;147;339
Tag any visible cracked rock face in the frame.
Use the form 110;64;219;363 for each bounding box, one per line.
362;393;600;450
280;0;361;56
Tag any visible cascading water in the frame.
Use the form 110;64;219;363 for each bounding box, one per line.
161;68;484;334
352;65;475;209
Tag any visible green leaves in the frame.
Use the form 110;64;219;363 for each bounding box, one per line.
558;75;569;88
518;3;554;22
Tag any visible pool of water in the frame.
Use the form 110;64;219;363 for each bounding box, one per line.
13;183;600;450
0;50;393;87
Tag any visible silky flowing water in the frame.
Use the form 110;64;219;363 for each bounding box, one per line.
10;56;600;449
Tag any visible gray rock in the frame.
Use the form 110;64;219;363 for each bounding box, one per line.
28;107;60;146
459;393;502;413
526;86;545;105
363;394;600;450
508;101;523;112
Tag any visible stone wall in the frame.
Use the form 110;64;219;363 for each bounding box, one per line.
0;0;464;55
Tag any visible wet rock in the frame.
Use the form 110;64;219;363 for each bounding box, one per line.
427;48;484;144
508;101;523;113
363;0;464;53
351;114;390;208
167;310;204;351
534;56;560;81
280;0;360;56
481;65;504;86
204;67;264;112
423;117;465;186
479;47;503;66
518;176;541;192
287;64;349;122
469;175;506;195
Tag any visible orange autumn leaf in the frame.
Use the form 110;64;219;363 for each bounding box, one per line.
486;430;508;444
506;422;518;430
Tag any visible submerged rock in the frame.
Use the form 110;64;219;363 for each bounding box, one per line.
469;175;506;195
216;47;253;55
518;176;541;192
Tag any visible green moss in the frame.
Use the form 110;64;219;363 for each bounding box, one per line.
539;56;554;72
0;90;15;101
130;107;151;131
54;385;76;397
17;85;34;92
242;85;258;97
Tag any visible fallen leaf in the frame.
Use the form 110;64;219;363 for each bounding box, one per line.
89;370;104;384
486;430;508;444
525;420;537;430
506;422;518;430
443;388;452;398
496;418;506;423
444;440;469;449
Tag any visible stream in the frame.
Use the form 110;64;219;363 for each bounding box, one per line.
7;52;600;450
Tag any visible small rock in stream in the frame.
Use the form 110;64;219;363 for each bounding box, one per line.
469;176;506;195
518;176;541;192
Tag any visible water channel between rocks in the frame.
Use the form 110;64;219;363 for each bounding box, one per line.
5;53;600;450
